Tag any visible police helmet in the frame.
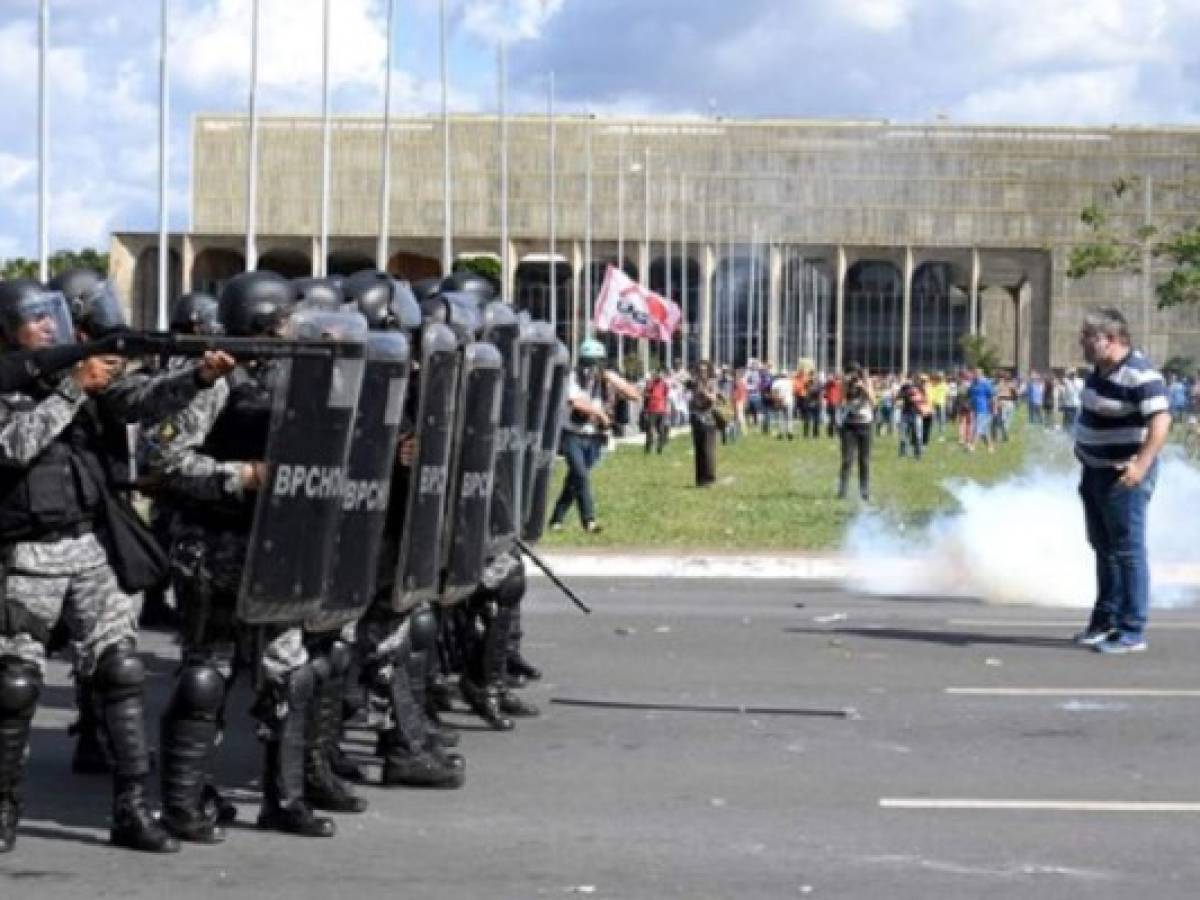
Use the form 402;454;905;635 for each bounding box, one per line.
170;291;220;335
439;270;498;305
217;271;296;337
48;268;127;336
422;290;482;340
292;277;344;312
0;279;75;348
411;276;443;304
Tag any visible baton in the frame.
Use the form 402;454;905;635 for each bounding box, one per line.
516;539;592;615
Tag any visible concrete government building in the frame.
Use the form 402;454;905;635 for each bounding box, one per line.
112;114;1200;374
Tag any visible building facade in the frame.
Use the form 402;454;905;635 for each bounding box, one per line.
112;114;1200;374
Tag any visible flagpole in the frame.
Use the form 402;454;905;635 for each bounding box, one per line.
498;41;509;300
680;171;687;371
616;129;624;368
664;168;672;371
376;0;395;271
547;71;556;329
318;0;332;277
583;111;593;341
440;0;452;275
157;0;170;328
641;145;650;374
38;0;49;283
245;0;261;271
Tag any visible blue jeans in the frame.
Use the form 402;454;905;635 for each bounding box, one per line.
550;432;604;527
1079;462;1157;640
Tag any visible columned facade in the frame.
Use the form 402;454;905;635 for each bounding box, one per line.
113;114;1200;373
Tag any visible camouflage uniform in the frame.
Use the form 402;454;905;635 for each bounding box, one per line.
146;374;307;688
0;364;208;676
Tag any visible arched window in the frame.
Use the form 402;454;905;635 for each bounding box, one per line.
910;262;970;374
844;261;903;373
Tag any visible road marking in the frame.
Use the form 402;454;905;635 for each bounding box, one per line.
940;696;1200;700
881;799;1200;812
946;619;1200;630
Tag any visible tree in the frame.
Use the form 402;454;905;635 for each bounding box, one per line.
1068;177;1200;309
0;248;111;282
959;333;1001;374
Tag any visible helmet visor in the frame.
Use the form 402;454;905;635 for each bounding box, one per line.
2;290;76;349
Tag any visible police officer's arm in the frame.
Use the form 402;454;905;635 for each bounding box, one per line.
143;380;263;501
100;351;236;423
0;362;115;466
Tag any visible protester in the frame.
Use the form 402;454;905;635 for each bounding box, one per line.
965;368;996;454
928;372;949;440
688;361;720;487
1072;308;1169;654
837;364;874;501
897;374;925;459
642;367;670;455
771;369;794;439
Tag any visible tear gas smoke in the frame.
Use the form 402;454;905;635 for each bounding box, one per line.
842;448;1200;610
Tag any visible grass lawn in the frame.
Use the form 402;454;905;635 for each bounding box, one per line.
539;417;1039;552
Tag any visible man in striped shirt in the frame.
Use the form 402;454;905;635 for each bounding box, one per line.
1073;308;1170;654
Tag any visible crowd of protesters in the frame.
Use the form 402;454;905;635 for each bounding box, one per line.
610;355;1200;504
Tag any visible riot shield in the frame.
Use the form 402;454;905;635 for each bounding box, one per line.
306;331;411;633
522;341;571;543
481;302;525;558
238;310;368;624
391;323;461;613
518;322;557;525
438;340;504;603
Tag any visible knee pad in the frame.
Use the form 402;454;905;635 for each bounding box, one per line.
494;563;526;609
171;664;225;720
327;640;352;678
0;658;41;716
409;606;438;657
95;642;145;702
283;662;316;706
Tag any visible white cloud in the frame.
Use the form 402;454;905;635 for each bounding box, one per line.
955;67;1141;125
0;154;35;193
461;0;565;44
173;0;389;106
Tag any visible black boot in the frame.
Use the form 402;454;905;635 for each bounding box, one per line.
378;654;463;789
70;678;111;775
506;607;542;684
407;650;460;752
96;646;179;853
111;777;180;853
0;661;40;854
159;666;226;843
256;668;336;838
459;677;514;731
304;661;367;814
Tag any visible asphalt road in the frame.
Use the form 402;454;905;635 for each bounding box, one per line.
6;578;1200;899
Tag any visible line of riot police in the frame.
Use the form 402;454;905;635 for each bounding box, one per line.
0;264;570;853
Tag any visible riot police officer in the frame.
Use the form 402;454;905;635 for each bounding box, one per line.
148;271;340;842
0;277;230;854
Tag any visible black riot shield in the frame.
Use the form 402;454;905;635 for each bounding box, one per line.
438;341;504;604
391;323;461;614
481;302;525;558
522;341;571;543
238;311;368;624
306;331;411;633
518;322;557;525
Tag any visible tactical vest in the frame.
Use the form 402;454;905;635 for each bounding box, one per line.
189;366;273;529
0;389;104;541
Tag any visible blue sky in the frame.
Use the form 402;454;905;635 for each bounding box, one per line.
1;0;1199;260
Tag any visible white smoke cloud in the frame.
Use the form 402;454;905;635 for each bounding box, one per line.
843;449;1200;610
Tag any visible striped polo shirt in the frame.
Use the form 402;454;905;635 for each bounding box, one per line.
1073;350;1168;469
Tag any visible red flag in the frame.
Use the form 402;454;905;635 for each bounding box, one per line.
593;265;681;341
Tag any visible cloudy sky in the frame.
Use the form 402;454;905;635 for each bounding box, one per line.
2;0;1199;260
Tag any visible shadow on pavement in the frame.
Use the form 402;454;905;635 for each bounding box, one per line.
783;625;1073;650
